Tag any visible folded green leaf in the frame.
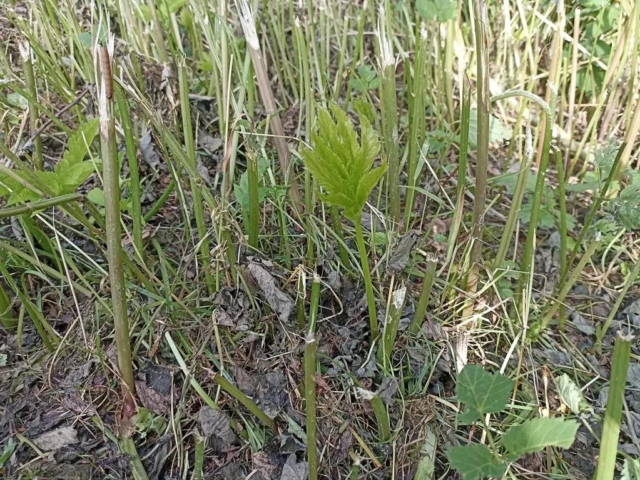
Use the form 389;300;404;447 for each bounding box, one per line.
447;444;506;480
300;104;385;222
56;118;99;173
501;418;579;458
457;364;513;416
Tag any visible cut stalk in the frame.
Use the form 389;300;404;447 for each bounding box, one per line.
377;283;407;371
377;6;400;228
97;42;135;397
594;331;633;480
238;0;303;214
468;0;490;290
20;42;42;170
405;24;428;231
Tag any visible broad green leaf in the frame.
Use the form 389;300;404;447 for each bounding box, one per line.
556;374;590;414
413;425;437;480
501;418;579;458
7;92;29;109
87;188;105;206
0;174;21;198
56;118;99;174
58;161;96;194
468;110;512;148
457;365;513;416
416;0;457;23
300;104;385;222
8;186;40;205
458;408;481;425
447;444;506;480
233;155;270;212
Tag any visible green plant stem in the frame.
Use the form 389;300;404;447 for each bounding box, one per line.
370;394;390;442
378;283;407;371
191;434;204;480
98;45;135;396
378;8;400;228
330;206;349;266
21;43;42;170
405;23;427;231
469;0;490;271
178;62;214;295
594;331;633;480
247;148;259;249
492;140;531;270
446;74;471;267
560;143;625;290
0;272;16;329
597;253;640;345
143;179;176;222
121;437;150;480
0;193;82;219
536;235;600;333
409;259;437;334
355;219;378;339
555;150;568;331
305;331;318;480
114;83;143;256
212;373;274;430
497;90;556;305
165;332;219;411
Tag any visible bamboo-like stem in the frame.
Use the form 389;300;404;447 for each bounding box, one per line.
378;283;407;371
378;6;400;228
0;193;81;219
469;0;490;274
238;0;304;214
20;42;42;170
555;151;568;331
446;74;471;267
97;42;135;397
535;0;564;168
305;275;320;480
405;23;427;231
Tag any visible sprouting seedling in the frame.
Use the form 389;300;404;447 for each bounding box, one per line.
300;104;387;338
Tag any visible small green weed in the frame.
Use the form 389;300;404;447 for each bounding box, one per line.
448;364;579;480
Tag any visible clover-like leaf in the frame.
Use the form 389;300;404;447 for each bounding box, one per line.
447;444;507;480
457;364;513;417
501;418;579;458
300;104;385;222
